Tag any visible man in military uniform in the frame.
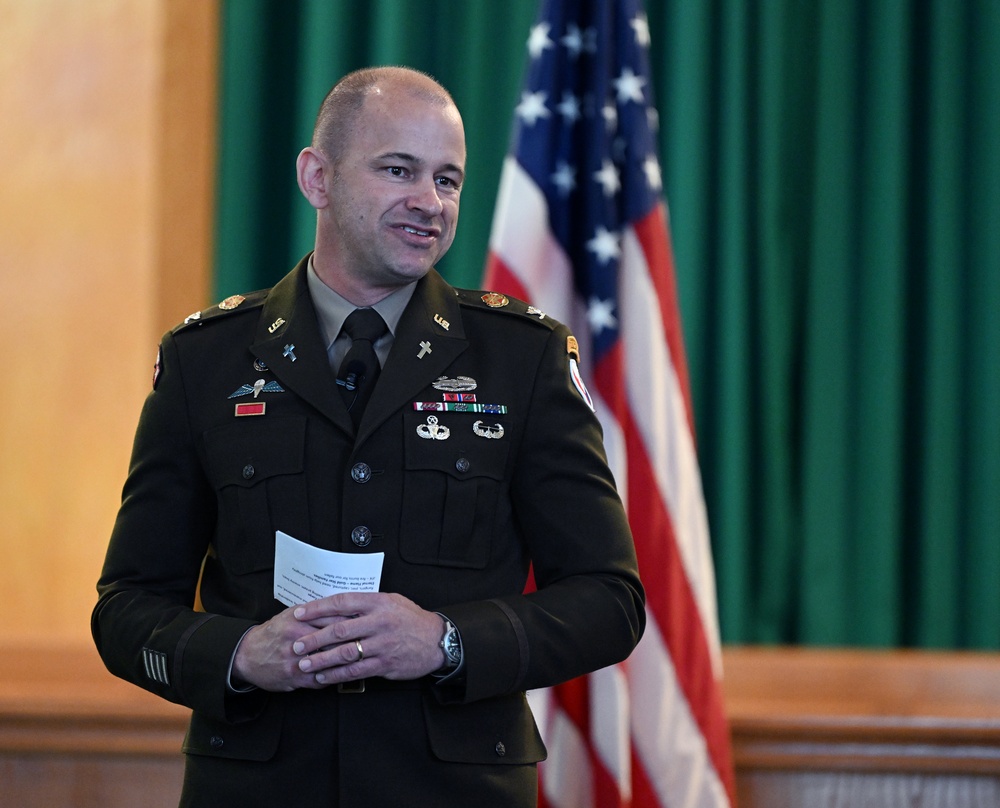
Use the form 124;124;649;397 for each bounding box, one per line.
93;66;644;807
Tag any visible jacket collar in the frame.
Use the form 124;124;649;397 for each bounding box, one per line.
250;257;468;441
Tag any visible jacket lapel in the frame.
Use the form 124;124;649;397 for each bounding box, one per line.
250;259;353;434
248;263;468;442
358;270;468;442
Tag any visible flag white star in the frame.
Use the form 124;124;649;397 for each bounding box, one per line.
587;297;618;333
643;154;663;191
586;227;621;265
557;92;581;124
527;22;554;59
561;23;583;58
593;159;621;197
602;101;618;132
551;161;577;197
614;67;646;104
631;13;651;47
515;91;550;126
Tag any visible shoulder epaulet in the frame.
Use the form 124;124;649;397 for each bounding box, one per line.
454;288;558;330
171;289;269;335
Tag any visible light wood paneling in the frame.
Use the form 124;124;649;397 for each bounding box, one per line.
0;0;217;647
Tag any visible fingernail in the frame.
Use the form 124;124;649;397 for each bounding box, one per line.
316;673;326;684
294;607;305;619
293;641;305;654
298;657;312;671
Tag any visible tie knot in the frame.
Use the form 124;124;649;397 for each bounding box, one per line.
342;308;387;343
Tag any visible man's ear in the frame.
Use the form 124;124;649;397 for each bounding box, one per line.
296;147;330;209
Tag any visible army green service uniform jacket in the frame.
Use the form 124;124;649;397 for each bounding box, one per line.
93;257;645;807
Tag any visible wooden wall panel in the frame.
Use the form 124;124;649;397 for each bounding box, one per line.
0;0;216;647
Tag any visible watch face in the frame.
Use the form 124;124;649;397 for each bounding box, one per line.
444;626;462;665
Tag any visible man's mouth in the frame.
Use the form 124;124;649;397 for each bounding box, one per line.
402;225;433;237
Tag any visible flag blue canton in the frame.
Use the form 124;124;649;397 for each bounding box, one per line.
510;0;662;360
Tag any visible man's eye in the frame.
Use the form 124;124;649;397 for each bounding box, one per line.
387;166;405;177
436;176;460;189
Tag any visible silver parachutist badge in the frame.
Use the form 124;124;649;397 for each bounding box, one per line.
416;415;451;440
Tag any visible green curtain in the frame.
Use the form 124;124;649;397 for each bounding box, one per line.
214;0;1000;649
215;0;538;294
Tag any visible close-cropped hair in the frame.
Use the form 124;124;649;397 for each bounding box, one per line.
311;66;455;162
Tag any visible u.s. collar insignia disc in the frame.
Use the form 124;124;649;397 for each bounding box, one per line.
481;292;509;308
219;294;246;310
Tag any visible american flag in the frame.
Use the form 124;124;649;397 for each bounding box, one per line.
483;1;735;806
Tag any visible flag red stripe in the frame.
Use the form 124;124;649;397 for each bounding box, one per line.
484;253;529;303
548;676;629;808
594;345;735;804
630;744;660;808
634;205;697;440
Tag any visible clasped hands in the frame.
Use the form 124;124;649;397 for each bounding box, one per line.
232;592;447;692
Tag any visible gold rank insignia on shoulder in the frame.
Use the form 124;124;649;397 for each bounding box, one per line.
219;294;246;310
481;292;509;308
566;335;581;362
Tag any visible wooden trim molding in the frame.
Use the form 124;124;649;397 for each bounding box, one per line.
723;646;1000;776
0;644;188;756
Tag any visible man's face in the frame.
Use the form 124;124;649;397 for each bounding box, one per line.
322;87;466;294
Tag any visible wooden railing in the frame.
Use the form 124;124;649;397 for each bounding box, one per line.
4;644;1000;807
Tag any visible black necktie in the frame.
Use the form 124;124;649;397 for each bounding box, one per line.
337;308;388;429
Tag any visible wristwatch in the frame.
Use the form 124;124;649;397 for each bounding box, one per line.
437;615;463;671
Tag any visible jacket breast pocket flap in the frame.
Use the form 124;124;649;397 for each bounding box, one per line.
204;416;307;489
203;416;308;574
401;412;512;569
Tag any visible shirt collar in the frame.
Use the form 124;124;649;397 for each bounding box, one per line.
306;255;416;349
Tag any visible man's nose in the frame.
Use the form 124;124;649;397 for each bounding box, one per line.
407;177;443;215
